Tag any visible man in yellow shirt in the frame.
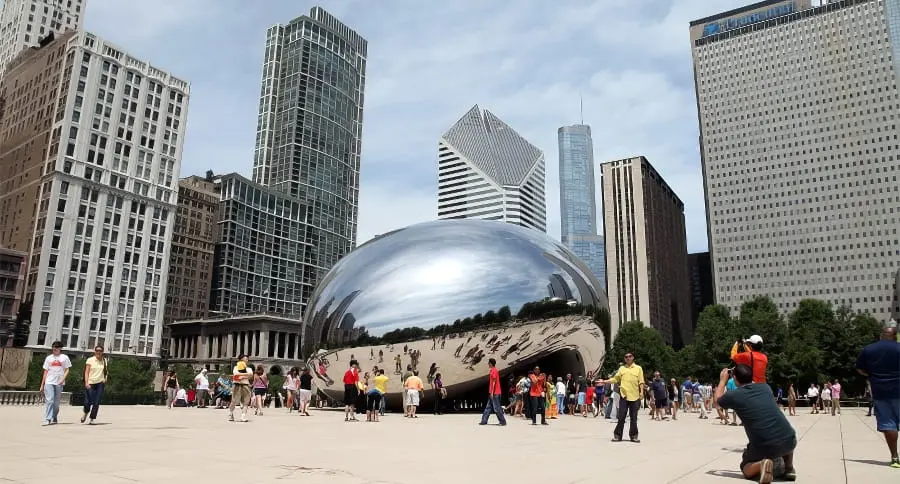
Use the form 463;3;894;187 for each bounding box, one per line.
601;352;645;442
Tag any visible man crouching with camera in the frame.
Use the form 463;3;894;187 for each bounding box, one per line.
716;364;797;483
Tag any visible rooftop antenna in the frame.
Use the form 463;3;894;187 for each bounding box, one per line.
579;93;584;125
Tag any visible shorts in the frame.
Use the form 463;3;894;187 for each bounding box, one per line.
406;389;420;406
253;388;267;396
343;384;359;405
655;398;668;408
873;398;900;432
740;436;796;470
298;389;312;403
808;396;818;407
231;384;251;406
577;392;586;405
367;391;382;411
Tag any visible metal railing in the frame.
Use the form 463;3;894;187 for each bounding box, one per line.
0;390;72;406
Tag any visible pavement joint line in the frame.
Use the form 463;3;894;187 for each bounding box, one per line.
839;414;849;484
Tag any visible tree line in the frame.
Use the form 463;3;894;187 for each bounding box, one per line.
600;296;884;397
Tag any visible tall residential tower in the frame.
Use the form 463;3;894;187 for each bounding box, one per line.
438;105;547;232
0;0;85;78
0;31;189;355
601;156;691;346
252;7;367;286
558;124;605;287
691;0;900;320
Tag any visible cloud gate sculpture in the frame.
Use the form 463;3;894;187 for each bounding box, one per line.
303;219;610;409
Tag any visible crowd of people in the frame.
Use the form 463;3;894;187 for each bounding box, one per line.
33;324;899;481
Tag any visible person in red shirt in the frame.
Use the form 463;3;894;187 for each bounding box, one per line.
529;366;548;425
731;335;769;384
342;359;360;422
479;358;507;426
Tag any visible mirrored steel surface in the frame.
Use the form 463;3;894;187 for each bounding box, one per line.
301;219;609;408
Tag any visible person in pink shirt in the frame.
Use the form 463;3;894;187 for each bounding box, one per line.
831;379;842;416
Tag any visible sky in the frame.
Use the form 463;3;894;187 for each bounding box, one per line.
83;0;751;252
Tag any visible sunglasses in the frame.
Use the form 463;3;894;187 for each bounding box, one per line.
625;355;634;358
94;349;104;353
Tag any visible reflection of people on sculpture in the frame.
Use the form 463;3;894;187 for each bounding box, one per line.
466;351;484;370
427;363;438;383
394;354;402;374
454;342;465;358
501;343;519;360
378;349;384;363
463;345;480;363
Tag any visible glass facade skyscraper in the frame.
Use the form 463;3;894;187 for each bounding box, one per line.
252;7;367;283
558;124;605;287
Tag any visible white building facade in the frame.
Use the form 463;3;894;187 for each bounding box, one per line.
0;0;84;78
26;31;189;356
691;0;900;321
438;105;546;232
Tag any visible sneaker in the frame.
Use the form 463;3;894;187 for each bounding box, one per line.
758;459;774;484
88;419;95;425
890;458;900;469
41;421;51;426
228;414;235;422
782;468;797;481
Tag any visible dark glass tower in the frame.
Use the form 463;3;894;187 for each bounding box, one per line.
252;7;367;282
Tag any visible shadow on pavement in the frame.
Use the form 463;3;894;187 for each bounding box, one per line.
844;458;891;467
705;470;745;480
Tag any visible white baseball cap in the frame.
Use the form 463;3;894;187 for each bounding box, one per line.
746;335;763;345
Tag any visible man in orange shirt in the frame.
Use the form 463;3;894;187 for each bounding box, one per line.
731;335;769;385
529;366;548;425
479;358;507;426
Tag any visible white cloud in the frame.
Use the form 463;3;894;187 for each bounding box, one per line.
83;0;753;254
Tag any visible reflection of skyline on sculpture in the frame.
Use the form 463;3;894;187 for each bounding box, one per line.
302;220;608;351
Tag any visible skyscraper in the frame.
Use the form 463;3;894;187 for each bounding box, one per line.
0;31;189;355
438;105;546;232
558;124;605;287
0;0;85;78
252;7;367;283
164;174;219;325
691;0;900;320
601;156;691;346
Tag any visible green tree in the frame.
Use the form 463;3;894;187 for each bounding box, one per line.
497;306;512;321
784;299;829;388
600;321;676;379
687;304;738;382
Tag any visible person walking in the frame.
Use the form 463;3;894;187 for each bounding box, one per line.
856;326;900;468
284;368;300;412
601;352;645;442
229;354;253;422
194;369;210;408
479;358;507;426
529;366;548;425
787;383;797;417
806;383;820;415
830;379;842;416
404;370;424;418
81;346;108;424
343;359;361;422
252;365;268;416
164;370;179;409
39;341;71;426
432;373;444;415
298;367;314;416
649;372;667;421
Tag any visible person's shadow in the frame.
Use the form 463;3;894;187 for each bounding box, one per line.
844;458;889;467
705;470;745;480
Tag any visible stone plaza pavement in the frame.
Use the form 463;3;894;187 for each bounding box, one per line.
0;405;895;483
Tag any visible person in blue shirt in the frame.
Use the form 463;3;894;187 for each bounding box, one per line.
724;373;740;425
856;326;900;468
682;377;694;411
